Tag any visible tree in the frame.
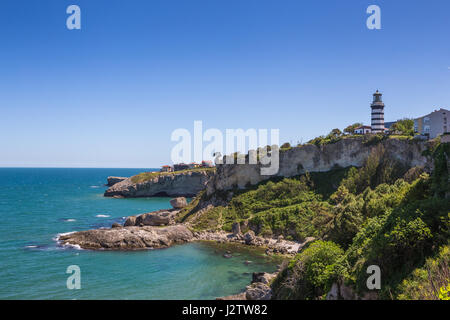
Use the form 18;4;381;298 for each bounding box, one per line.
329;128;342;138
344;123;363;135
391;118;414;136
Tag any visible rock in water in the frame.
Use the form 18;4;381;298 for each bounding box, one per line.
111;223;122;228
170;197;187;209
57;225;194;250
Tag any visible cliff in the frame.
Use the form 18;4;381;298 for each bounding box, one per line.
104;169;215;198
207;137;430;195
106;176;127;186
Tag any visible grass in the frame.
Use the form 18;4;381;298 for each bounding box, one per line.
130;167;216;184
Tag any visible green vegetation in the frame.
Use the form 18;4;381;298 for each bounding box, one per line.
272;240;345;299
390;118;414;136
183;140;449;299
397;244;450;300
344;123;363;135
130;167;215;183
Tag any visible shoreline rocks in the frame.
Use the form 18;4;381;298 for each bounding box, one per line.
57;224;194;250
194;230;312;256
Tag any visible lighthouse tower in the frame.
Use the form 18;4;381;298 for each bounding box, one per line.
371;90;385;133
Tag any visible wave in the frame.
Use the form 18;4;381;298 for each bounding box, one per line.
53;231;77;242
96;214;110;218
53;231;84;250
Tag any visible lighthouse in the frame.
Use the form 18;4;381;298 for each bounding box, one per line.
371;90;385;133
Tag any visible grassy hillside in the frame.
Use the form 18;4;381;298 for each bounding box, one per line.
182;141;450;299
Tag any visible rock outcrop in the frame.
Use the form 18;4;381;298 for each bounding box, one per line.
104;170;215;198
207;138;430;195
106;176;127;186
170;197;188;209
57;225;193;250
124;209;178;227
326;282;379;300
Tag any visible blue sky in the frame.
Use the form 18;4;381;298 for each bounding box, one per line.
0;0;449;167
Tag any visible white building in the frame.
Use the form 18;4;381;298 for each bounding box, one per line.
414;108;449;139
354;126;372;135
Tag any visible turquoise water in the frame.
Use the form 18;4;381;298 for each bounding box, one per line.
0;168;278;299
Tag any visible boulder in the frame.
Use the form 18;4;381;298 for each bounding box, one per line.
326;283;339;300
231;222;241;235
245;283;272;300
124;216;137;227
140;211;173;226
243;231;256;245
124;210;177;227
170;197;187;209
252;272;275;285
111;223;123;228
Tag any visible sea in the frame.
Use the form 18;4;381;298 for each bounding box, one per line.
0;168;278;299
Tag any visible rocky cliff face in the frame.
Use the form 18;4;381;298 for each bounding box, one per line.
106;176;127;186
207;138;430;195
104;170;215;198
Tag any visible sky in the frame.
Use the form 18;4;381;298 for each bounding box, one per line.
0;0;449;168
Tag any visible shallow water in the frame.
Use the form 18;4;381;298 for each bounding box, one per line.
0;168;278;299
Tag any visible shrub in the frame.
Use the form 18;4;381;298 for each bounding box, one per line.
272;241;345;299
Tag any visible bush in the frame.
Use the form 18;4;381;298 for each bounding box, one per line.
398;245;450;300
272;241;345;299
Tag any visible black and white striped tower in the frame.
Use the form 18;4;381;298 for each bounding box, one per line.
371;90;385;133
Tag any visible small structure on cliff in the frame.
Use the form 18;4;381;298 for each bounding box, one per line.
161;165;173;173
371;90;386;133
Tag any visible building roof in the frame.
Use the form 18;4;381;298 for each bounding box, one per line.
355;126;372;130
416;108;449;119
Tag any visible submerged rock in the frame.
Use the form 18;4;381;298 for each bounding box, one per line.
57;224;193;250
